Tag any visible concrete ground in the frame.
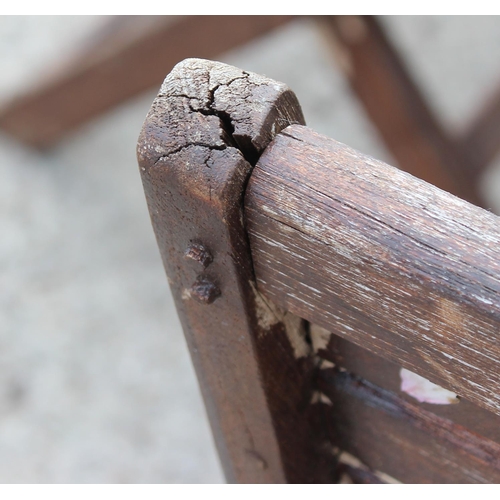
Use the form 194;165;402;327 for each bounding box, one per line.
1;16;499;483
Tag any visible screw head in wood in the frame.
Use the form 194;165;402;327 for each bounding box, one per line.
189;276;221;304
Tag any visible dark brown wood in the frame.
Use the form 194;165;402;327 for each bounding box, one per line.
312;324;500;482
315;327;500;445
138;58;500;484
316;368;500;483
316;15;483;206
1;15;293;148
245;124;500;418
137;59;334;483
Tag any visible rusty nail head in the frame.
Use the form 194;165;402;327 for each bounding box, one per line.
190;276;221;304
184;242;213;268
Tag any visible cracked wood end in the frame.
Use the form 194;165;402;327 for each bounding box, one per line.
137;58;304;169
137;59;333;483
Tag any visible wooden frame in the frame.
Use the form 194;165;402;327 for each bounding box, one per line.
138;58;500;483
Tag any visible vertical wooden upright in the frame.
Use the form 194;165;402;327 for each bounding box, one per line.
136;59;334;483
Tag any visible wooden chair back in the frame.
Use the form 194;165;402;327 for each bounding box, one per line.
137;58;500;483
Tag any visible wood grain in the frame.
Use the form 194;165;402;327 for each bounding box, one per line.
139;58;500;483
137;59;336;483
245;124;500;417
316;15;483;206
315;327;500;445
316;368;500;483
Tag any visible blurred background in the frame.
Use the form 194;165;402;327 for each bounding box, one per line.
1;15;500;483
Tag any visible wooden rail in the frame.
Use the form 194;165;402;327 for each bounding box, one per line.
245;124;500;418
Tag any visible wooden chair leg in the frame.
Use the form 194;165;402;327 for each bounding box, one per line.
315;15;485;207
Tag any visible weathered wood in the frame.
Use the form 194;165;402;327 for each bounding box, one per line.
315;328;500;445
316;15;483;206
245;124;500;417
1;15;293;148
316;368;500;483
137;59;335;483
313;326;500;483
138;58;500;484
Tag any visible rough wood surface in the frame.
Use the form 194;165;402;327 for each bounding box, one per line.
316;15;483;207
137;59;335;483
245;124;500;417
2;15;292;148
316;368;500;483
311;326;500;482
315;328;500;445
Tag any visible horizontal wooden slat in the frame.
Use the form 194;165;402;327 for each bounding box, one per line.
313;326;500;445
316;369;500;483
245;124;500;417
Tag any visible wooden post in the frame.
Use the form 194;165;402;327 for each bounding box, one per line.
137;59;334;483
138;59;500;483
